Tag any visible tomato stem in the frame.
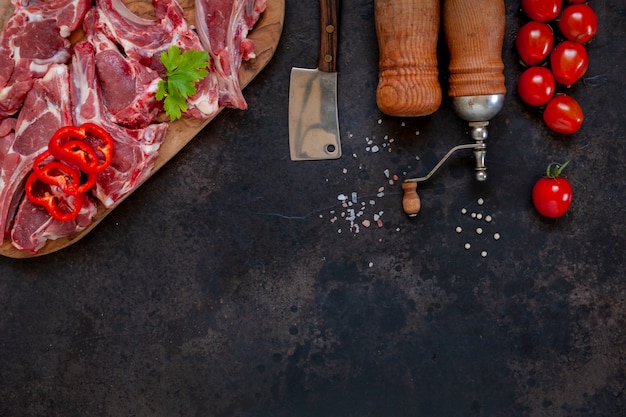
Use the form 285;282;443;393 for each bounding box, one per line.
546;160;570;178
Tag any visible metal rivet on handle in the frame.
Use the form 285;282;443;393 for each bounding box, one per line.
326;24;335;33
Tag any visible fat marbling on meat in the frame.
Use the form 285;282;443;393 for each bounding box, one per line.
194;0;266;109
0;0;90;117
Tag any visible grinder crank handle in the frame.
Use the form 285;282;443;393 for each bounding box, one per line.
401;0;507;217
374;0;441;117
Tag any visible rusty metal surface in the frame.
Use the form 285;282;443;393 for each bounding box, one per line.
1;1;625;416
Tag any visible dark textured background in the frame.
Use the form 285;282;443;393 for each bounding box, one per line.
1;1;625;416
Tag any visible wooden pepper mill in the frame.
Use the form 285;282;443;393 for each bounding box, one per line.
375;0;507;216
375;0;441;117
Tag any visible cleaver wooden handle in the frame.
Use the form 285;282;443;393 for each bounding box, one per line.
318;0;339;73
444;0;506;98
375;0;441;117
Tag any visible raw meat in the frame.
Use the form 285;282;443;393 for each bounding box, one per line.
70;41;169;208
93;0;220;120
0;0;90;117
0;64;74;242
194;0;266;109
83;9;162;128
10;188;98;253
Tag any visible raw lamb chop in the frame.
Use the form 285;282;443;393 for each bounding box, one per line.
0;0;90;117
194;0;266;109
0;64;74;242
93;0;220;120
10;195;97;253
83;8;162;128
70;41;169;208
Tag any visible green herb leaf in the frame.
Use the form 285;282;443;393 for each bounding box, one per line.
156;45;210;121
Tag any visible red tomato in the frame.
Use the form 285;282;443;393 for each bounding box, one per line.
532;178;572;218
515;21;555;66
558;4;598;44
521;0;562;22
532;161;572;218
517;66;556;106
543;94;584;134
550;41;588;86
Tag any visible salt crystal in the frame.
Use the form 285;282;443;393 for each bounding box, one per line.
377;119;382;124
485;215;492;223
371;145;380;153
461;208;467;214
401;121;406;126
384;169;390;178
377;192;385;198
481;251;488;258
476;227;483;235
337;194;348;201
456;226;462;233
493;233;501;240
369;262;374;267
378;186;385;192
342;168;347;174
464;243;471;250
351;192;358;203
476;213;483;220
362;219;371;227
477;198;484;205
377;219;383;228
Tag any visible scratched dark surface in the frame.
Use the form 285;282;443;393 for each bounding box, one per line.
1;1;625;416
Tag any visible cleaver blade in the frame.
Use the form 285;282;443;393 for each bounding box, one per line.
289;0;341;161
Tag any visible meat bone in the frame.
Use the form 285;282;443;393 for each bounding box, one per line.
374;0;506;216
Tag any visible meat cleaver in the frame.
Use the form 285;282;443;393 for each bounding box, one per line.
289;0;341;160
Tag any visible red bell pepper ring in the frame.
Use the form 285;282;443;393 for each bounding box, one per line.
48;123;114;174
50;139;100;174
32;150;82;194
24;173;84;222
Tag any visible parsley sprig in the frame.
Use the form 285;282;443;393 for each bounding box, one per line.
156;46;209;121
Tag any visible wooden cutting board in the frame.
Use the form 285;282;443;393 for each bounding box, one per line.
0;0;285;258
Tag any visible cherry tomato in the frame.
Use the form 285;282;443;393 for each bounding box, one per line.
558;4;598;44
521;0;562;22
543;94;584;134
532;161;572;218
515;21;555;66
550;41;588;86
517;66;556;106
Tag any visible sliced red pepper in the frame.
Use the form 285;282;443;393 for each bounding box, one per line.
32;150;82;194
50;139;100;174
24;173;83;222
48;123;114;174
